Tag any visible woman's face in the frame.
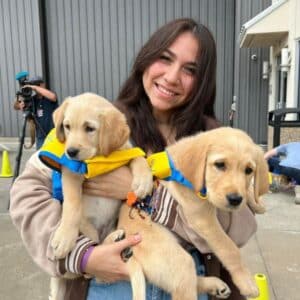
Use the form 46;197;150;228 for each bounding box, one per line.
142;31;198;121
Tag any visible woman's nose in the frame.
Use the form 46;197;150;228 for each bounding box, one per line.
164;65;180;84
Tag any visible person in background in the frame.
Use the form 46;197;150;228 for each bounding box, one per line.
264;142;300;204
13;76;58;149
10;19;257;300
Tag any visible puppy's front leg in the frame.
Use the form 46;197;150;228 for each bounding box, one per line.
194;216;259;298
129;157;153;198
51;167;84;258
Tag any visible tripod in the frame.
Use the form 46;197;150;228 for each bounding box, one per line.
13;111;32;181
13;110;47;181
9;110;45;210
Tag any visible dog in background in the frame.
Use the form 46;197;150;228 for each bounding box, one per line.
46;93;153;300
117;127;269;300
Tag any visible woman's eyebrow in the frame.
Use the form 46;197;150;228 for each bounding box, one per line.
164;49;175;58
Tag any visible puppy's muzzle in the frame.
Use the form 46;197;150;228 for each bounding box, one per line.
226;193;243;207
66;147;79;159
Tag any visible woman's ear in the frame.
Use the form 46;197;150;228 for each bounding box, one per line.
52;98;70;142
98;108;130;156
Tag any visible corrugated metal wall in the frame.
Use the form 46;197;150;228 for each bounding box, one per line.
234;0;270;144
1;0;271;142
44;0;235;124
0;0;44;137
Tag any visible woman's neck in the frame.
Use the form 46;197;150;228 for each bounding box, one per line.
153;109;171;125
153;109;176;145
158;123;176;145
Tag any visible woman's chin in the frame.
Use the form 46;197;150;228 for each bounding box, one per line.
151;99;176;112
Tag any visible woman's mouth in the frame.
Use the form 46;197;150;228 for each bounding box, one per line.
155;83;179;97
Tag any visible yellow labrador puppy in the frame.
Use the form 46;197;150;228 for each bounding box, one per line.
45;93;153;299
50;93;152;257
118;127;269;300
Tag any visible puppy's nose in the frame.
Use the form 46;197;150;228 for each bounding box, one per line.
66;147;79;158
226;193;243;206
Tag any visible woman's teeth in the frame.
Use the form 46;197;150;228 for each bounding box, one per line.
157;84;176;96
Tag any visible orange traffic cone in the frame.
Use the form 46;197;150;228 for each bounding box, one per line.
0;150;13;177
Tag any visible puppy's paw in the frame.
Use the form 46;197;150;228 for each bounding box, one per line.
232;269;259;298
212;280;231;299
131;173;153;199
103;229;133;262
51;225;78;258
103;229;126;244
200;277;231;299
121;246;133;262
113;231;133;262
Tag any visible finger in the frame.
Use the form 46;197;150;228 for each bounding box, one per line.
83;178;106;188
82;181;100;192
82;180;93;189
82;188;96;196
114;234;142;252
83;180;99;189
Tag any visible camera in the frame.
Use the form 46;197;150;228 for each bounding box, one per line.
20;86;34;98
15;71;43;111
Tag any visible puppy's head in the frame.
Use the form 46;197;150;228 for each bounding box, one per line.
169;127;269;211
52;93;130;160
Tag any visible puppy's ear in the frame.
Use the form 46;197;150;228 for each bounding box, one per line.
98;108;130;156
169;134;211;192
253;146;269;203
52;98;70;142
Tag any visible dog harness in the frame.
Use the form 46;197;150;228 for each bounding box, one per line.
38;129;146;201
147;151;207;200
39;129;145;178
39;129;206;203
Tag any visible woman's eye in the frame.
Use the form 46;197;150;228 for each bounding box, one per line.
245;167;253;175
86;126;95;133
183;66;196;75
214;162;226;170
64;124;70;130
159;54;171;62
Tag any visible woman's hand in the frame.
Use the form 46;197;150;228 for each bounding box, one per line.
13;97;25;111
83;166;133;199
84;233;142;281
263;148;277;160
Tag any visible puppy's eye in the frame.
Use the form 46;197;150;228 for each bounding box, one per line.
214;162;226;171
64;124;70;130
86;126;95;133
245;167;253;175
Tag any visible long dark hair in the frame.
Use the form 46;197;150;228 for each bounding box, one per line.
116;18;219;152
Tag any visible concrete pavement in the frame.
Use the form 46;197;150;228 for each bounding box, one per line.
0;140;300;300
0;142;49;300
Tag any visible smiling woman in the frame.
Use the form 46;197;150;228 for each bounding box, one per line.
10;18;254;300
